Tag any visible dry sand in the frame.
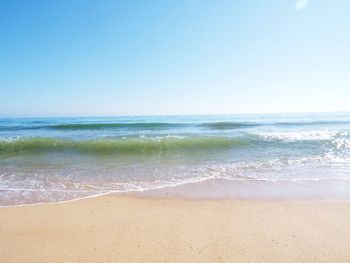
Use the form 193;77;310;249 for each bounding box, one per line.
1;195;350;262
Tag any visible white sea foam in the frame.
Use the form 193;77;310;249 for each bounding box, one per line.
0;136;21;142
256;130;345;141
332;137;350;150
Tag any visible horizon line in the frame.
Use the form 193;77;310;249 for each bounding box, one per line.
1;110;350;119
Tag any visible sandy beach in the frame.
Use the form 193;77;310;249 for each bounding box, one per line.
1;195;350;263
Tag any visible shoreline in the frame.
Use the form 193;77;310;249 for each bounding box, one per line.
2;178;350;208
1;194;350;262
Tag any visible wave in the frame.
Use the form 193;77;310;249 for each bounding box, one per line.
0;122;186;131
198;122;258;130
47;122;185;130
195;120;350;130
1;131;349;157
0;121;259;131
0;136;249;156
272;120;350;127
1;118;350;131
255;131;349;142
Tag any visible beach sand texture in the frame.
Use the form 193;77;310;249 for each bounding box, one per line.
1;196;350;262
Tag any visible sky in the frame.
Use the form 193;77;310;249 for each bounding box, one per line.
0;0;349;117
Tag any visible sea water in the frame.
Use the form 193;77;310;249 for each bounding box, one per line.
1;112;350;205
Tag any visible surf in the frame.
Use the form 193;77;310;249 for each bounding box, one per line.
0;136;249;156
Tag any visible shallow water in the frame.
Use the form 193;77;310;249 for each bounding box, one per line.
1;112;350;205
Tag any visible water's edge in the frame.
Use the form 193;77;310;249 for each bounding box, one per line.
2;178;350;208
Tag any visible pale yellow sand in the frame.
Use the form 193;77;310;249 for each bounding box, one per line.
1;196;350;262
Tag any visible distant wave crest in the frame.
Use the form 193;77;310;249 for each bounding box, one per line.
198;122;258;130
1;119;350;131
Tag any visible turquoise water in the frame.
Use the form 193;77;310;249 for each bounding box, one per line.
1;112;350;205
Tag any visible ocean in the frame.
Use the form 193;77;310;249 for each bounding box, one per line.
1;112;350;206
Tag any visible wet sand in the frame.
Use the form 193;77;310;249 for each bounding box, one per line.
1;195;350;262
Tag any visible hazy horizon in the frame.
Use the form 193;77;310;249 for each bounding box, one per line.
2;110;350;119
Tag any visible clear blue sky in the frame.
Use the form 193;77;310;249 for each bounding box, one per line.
1;0;349;117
